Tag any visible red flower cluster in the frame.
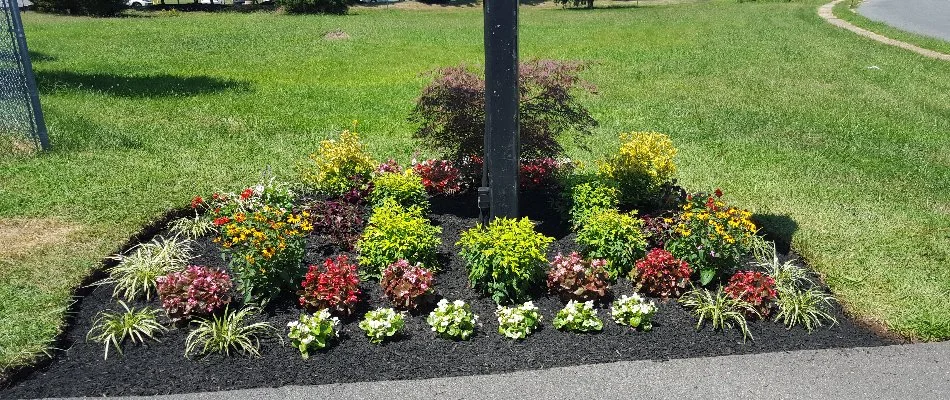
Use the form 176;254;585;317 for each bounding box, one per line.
412;159;464;195
212;216;230;226
631;249;692;298
299;255;362;316
157;266;232;321
380;259;434;310
519;158;567;189
191;196;204;209
546;252;610;302
724;271;777;317
240;188;254;201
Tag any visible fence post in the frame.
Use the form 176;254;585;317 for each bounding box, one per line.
482;0;519;220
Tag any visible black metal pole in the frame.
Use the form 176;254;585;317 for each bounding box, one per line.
9;1;49;151
482;0;519;220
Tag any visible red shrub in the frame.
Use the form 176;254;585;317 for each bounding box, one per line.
520;158;572;189
412;159;464;195
299;255;362;316
308;200;364;250
380;259;434;311
631;249;692;298
157;265;233;321
724;271;777;317
546;252;610;302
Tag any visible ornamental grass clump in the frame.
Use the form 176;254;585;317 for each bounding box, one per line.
370;169;429;210
302;128;377;196
546;252;610;302
630;248;692;299
665;190;758;286
298;256;362;317
358;199;441;279
457;217;554;304
427;299;478;340
757;250;838;331
611;294;657;331
156;265;233;321
359;308;405;344
288;310;339;358
598;132;677;206
575;208;648;280
105;235;193;301
185;306;277;358
569;181;619;229
381;259;434;311
496;301;543;340
215;206;312;304
679;287;759;341
87;301;167;360
552;300;603;333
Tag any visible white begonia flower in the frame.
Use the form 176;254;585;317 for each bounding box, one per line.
437;299;449;307
453;299;465;308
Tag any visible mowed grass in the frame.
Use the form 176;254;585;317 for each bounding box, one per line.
2;0;949;374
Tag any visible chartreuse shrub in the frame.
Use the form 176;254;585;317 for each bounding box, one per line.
371;169;429;210
215;206;312;304
105;236;193;301
288;310;339;358
553;300;603;333
359;308;405;345
358;200;441;279
428;299;478;340
546;252;610;302
666;191;758;286
569;182;619;229
302;128;377;197
611;294;657;331
457;217;554;304
86;301;166;360
185;306;277;358
598;132;677;206
679;287;758;341
575;209;648;280
496;302;542;340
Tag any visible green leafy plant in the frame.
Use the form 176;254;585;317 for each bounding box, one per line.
679;287;759;341
86;301;166;360
370;169;429;210
569;181;619;229
185;306;277;358
552;300;603;333
598;132;677;206
359;308;405;345
105;236;193;301
302;127;377;197
288;310;339;358
357;200;442;279
427;299;478;340
457;217;554;304
611;294;657;331
575;209;647;280
170;215;215;239
496;301;543;340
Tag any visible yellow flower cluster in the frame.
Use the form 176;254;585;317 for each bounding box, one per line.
598;132;677;187
677;199;756;245
218;207;312;266
303;128;377;195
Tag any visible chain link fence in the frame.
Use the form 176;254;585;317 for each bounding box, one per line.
1;0;48;155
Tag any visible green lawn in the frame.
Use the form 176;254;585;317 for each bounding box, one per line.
833;1;950;55
2;0;949;376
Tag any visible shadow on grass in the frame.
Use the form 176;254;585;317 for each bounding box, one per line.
28;51;56;62
751;213;799;255
36;71;252;98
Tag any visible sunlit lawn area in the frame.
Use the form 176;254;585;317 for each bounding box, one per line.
1;0;948;376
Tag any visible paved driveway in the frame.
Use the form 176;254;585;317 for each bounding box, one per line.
858;0;950;41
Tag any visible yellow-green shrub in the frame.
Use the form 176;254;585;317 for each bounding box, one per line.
371;170;429;210
576;208;648;280
357;199;442;279
302;129;377;196
598;132;677;205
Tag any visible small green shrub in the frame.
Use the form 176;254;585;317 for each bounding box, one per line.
359;308;405;344
277;0;349;14
569;182;619;229
427;299;477;340
552;300;603;333
598;132;677;206
185;306;277;358
358;200;442;279
33;0;125;17
575;209;647;280
496;301;543;340
371;170;429;210
611;294;657;331
457;217;554;304
105;236;193;301
288;310;339;358
302;128;377;197
679;287;758;341
86;301;166;360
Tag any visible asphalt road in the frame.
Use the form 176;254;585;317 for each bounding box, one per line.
858;0;950;41
33;342;950;400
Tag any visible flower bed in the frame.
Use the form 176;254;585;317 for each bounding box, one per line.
2;130;893;399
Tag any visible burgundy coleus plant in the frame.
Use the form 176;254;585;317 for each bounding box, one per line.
299;255;362;316
631;248;692;299
380;259;434;311
157;265;233;321
724;270;777;318
546;252;610;302
308;200;364;250
412;159;464;195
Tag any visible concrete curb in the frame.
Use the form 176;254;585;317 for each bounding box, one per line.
818;0;950;61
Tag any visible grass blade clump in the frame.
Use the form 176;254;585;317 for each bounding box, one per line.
755;247;838;332
104;235;193;301
185;306;277;358
170;215;215;239
86;301;166;360
679;287;759;341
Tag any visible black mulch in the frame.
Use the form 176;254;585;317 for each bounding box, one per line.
0;194;894;399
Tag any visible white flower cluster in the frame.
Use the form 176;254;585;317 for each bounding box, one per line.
496;301;542;340
553;300;604;332
359;308;405;345
427;299;478;340
287;309;339;359
611;294;657;331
